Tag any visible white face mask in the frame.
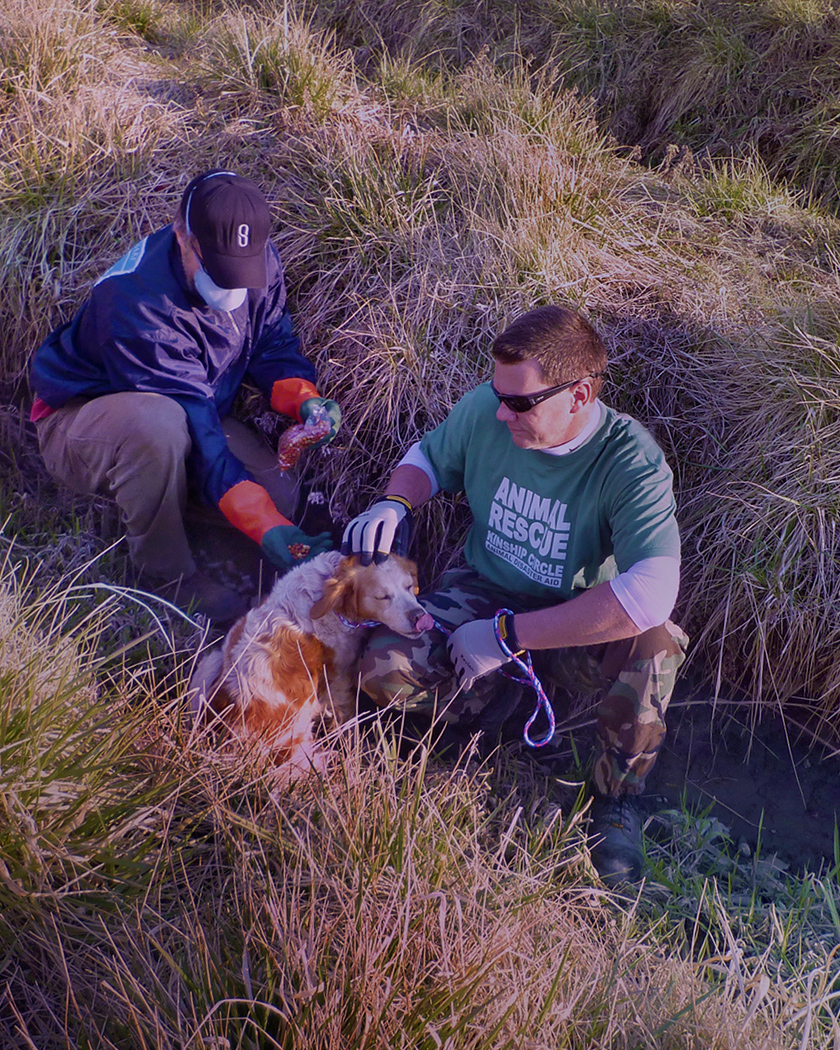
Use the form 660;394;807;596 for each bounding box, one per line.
194;266;247;311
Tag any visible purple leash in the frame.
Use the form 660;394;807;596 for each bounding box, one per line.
492;608;556;748
434;610;556;749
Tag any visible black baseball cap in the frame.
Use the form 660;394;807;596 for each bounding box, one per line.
180;170;271;288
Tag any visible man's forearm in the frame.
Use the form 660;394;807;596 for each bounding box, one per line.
513;581;641;651
385;464;433;509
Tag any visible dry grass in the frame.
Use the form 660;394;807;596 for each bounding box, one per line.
0;0;188;389
3;4;840;1042
0;562;815;1048
304;0;840;212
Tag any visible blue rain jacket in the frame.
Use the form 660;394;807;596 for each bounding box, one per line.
31;225;317;507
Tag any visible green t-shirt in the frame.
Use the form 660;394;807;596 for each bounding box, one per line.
420;384;680;603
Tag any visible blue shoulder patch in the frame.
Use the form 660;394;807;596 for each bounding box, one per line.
94;237;149;286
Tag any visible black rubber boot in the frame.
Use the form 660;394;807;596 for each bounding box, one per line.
588;794;644;886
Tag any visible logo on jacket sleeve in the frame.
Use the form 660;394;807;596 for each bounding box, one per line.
94;238;149;286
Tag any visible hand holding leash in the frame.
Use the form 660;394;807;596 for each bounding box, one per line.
446;610;556;747
447;612;523;691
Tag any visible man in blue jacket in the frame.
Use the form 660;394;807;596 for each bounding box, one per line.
31;169;340;620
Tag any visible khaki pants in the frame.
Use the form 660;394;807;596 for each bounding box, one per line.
37;392;299;579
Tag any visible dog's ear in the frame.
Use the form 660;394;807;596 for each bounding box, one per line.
310;573;346;620
312;559;369;622
391;553;420;593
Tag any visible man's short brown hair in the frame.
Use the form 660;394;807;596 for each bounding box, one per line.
492;305;607;395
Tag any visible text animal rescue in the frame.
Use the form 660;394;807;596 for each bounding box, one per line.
485;477;570;588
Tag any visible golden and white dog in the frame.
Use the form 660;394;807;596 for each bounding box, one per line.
189;550;433;777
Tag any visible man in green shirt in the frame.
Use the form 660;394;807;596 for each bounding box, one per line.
341;305;688;885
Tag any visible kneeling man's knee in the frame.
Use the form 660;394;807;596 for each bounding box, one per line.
358;627;444;707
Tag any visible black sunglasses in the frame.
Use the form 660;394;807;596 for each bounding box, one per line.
491;374;600;414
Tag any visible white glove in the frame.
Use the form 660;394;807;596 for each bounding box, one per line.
447;613;523;691
341;496;412;565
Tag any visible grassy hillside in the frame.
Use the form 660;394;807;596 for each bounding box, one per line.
308;0;840;212
4;0;840;714
3;0;840;1044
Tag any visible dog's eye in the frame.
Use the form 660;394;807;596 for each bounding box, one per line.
374;593;391;602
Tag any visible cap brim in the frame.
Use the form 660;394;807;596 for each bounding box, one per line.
203;248;267;289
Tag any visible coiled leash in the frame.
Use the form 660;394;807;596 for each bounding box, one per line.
492;608;556;748
434;609;556;749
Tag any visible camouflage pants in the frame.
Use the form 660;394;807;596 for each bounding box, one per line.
359;568;688;796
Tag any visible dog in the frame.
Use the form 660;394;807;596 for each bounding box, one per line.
189;550;434;777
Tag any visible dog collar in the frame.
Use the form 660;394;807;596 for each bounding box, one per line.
337;613;381;629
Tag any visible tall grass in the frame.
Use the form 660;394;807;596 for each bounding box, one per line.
0;560;824;1048
0;0;191;389
197;8;357;119
5;1;840;1044
547;0;840;209
305;0;840;213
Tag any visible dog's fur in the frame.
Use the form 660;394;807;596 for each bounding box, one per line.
189;551;432;777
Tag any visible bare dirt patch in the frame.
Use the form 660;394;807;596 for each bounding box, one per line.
648;690;840;873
